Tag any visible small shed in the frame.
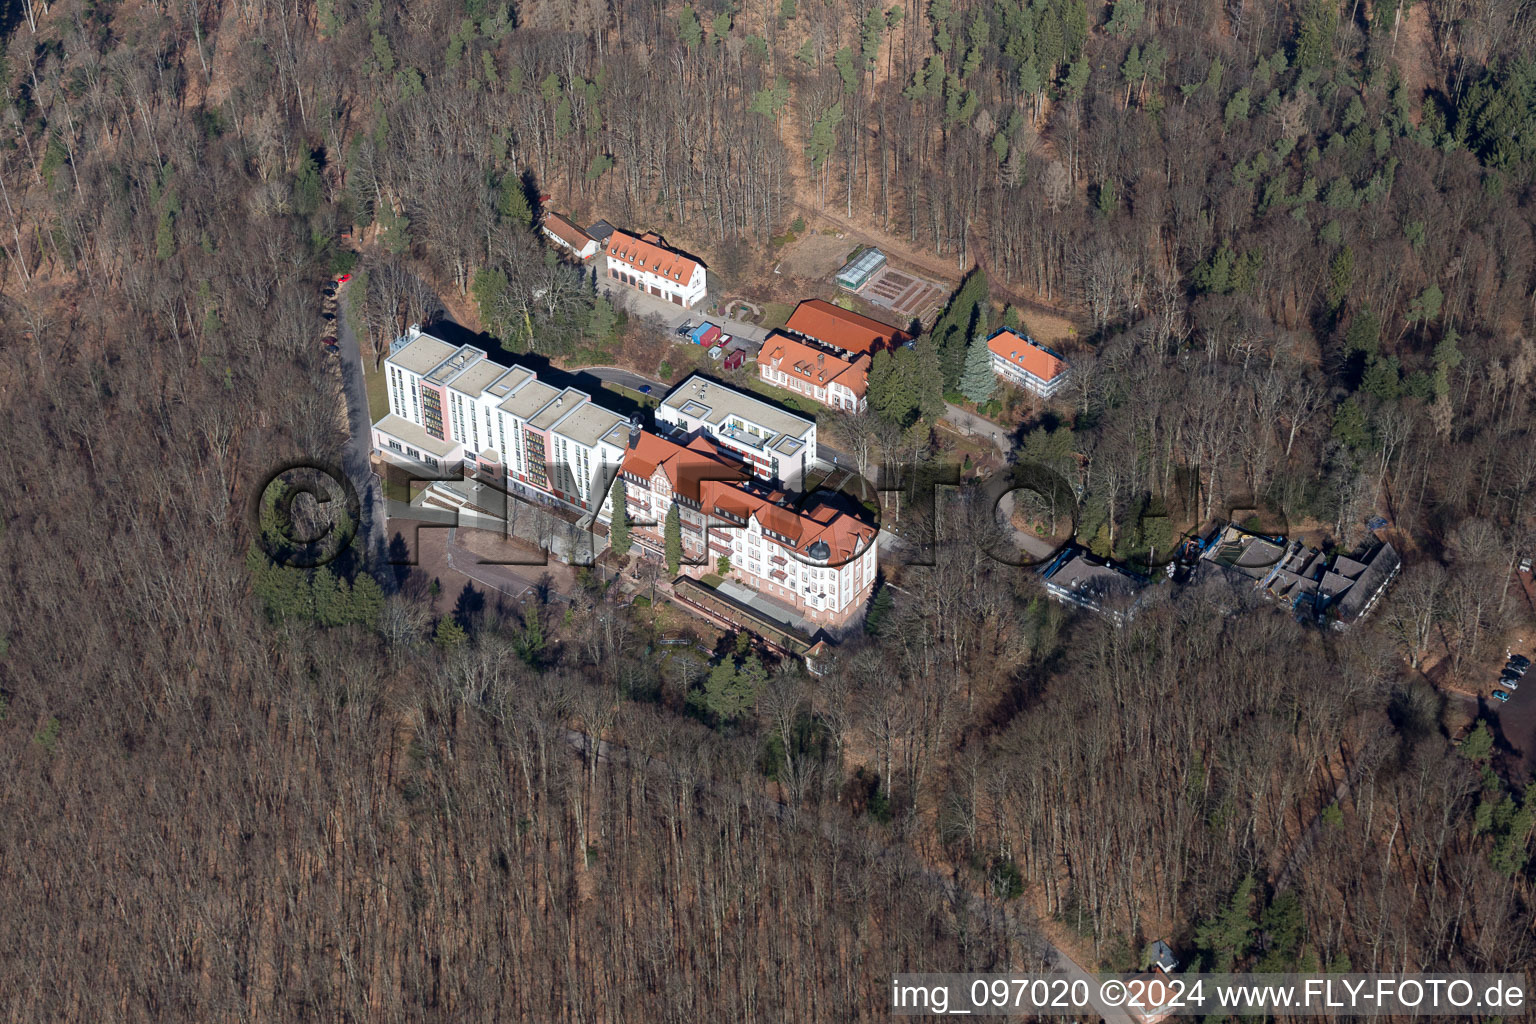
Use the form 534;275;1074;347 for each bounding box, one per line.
722;346;747;370
688;322;722;347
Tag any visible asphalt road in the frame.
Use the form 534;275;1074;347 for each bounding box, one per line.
333;284;389;577
944;401;1011;454
584;364;661;394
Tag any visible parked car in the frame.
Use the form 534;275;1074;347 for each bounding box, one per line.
1502;677;1519;691
674;322;695;337
323;342;340;355
1491;689;1512;703
1508;654;1530;670
1503;661;1528;676
1521;556;1533;573
335;273;353;286
638;385;652;395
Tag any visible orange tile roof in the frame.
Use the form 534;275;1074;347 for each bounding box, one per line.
756;331;870;396
543;212;595;254
783;299;910;357
606;229;700;283
622;428;877;564
621;431;746;502
986;328;1067;382
699;480;876;564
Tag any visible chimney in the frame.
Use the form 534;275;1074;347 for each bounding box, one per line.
817;352;824;365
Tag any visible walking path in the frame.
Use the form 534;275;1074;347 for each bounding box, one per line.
335;287;389;578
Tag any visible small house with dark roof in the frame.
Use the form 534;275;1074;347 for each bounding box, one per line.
586;219;615;245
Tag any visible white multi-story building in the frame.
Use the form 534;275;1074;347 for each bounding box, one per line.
756;330;870;413
617;431;878;627
986;327;1070;398
655;376;817;489
604;230;707;308
373;326;630;517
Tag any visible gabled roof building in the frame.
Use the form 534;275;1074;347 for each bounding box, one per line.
1194;521;1400;629
374;327;881;633
756;330;871;413
1038;545;1153;625
617;430;877;628
986;327;1070;398
541;212;599;260
783;299;910;358
604;229;708;308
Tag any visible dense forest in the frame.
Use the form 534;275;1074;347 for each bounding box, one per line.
2;0;1536;1019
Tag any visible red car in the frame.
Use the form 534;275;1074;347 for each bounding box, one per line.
335;273;353;286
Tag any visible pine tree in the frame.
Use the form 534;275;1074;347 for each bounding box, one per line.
912;338;946;421
351;573;384;628
959;337;997;404
433;617;468;649
312;567;350;626
664;503;682;576
609;479;632;558
498;173;532;227
1194;875;1257;971
960;308;996;404
865;584;895;635
931;268;988;390
515;607;545;665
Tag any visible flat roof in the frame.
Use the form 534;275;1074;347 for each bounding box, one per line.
425;346;486;385
389;334;460;376
530;387;590;430
498;379;561;420
661;376;814;441
446;359;509;398
374;414;461;458
555;403;628;447
486;365;534;399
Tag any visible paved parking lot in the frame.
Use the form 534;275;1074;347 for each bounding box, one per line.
605;284;769;351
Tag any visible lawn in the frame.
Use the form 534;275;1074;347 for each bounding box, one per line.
759;301;794;332
362;350;388;421
744;377;818;417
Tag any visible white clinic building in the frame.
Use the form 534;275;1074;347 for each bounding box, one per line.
374;325;631;517
655;375;817;490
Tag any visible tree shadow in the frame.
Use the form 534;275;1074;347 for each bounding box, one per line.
453;581;487;632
